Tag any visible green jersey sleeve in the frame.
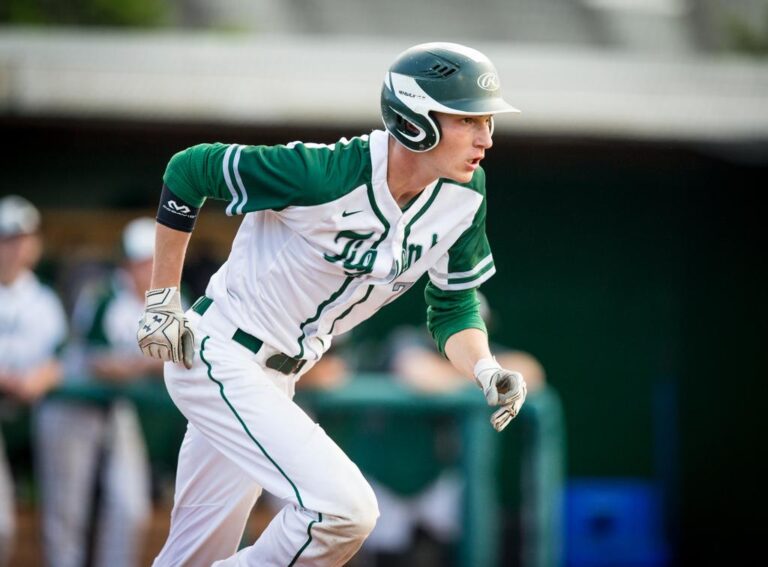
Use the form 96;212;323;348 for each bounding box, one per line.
428;169;496;291
424;169;494;353
424;284;486;355
163;138;370;214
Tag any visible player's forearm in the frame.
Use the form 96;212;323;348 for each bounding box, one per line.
151;223;192;289
17;360;62;403
444;327;493;382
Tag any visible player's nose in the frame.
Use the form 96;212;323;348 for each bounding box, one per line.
475;121;493;149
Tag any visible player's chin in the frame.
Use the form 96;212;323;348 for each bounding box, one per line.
446;168;475;184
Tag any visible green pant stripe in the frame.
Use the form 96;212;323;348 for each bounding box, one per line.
199;336;304;508
288;512;323;567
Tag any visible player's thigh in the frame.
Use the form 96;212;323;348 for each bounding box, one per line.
166;335;376;518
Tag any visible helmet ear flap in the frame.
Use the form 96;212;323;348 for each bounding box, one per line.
381;93;440;152
396;114;419;137
426;111;442;148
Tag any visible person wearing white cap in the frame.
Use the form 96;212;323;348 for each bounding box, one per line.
35;217;164;567
0;195;68;567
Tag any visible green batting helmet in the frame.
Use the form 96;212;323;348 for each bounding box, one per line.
381;42;520;152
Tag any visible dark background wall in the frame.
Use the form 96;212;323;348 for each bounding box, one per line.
2;116;766;564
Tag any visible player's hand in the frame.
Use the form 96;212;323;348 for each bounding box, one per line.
474;359;527;432
137;287;195;369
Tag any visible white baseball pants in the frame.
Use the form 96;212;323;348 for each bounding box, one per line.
152;311;378;567
0;433;15;567
35;400;151;567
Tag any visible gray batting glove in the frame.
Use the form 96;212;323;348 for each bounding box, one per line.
474;358;527;432
137;287;195;369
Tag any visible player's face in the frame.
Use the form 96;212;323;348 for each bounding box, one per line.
428;112;493;184
0;233;39;284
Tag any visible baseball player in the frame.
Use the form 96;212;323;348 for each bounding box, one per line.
0;195;67;567
137;42;528;567
35;217;161;567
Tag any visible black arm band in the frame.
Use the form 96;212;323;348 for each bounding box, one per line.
156;185;200;232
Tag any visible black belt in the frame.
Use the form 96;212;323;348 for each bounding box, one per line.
191;296;306;375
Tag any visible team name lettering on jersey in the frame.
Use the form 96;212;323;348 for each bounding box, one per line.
389;243;423;281
323;230;378;276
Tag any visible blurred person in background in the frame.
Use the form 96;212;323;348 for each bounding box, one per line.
35;217;163;567
0;195;67;567
494;349;563;567
357;292;550;567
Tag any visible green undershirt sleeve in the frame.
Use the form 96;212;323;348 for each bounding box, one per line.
424;281;487;355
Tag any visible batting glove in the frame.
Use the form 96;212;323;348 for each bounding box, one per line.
137;287;195;369
474;358;527;432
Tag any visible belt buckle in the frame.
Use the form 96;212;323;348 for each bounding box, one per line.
266;353;306;375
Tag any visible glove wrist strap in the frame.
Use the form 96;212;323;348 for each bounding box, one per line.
145;287;180;309
473;357;501;389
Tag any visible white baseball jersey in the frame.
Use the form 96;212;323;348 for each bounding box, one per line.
1;269;66;567
0;270;67;373
165;129;494;360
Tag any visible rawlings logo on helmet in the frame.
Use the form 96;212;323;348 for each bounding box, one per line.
477;72;500;91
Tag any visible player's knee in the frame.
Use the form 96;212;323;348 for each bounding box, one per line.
336;481;379;540
351;492;380;538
